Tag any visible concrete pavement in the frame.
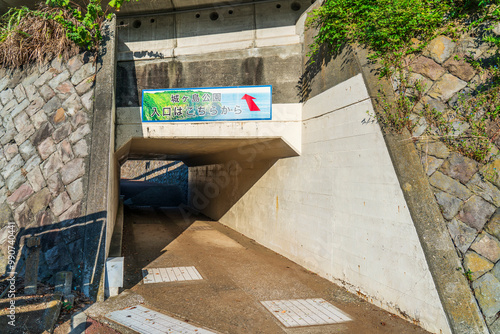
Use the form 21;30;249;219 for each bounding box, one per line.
85;205;430;334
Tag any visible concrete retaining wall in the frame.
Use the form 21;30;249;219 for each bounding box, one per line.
189;74;451;333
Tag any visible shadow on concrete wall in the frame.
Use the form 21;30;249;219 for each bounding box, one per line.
4;211;107;301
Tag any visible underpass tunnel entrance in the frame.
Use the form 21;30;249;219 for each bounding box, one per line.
115;136;296;290
120;159;189;207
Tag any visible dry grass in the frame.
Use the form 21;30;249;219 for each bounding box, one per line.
0;5;81;68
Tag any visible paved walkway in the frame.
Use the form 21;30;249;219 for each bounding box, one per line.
91;206;429;334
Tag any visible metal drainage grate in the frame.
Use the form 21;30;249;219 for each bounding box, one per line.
106;305;216;334
261;298;352;327
143;266;203;284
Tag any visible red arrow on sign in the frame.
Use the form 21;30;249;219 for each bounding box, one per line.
241;94;260;111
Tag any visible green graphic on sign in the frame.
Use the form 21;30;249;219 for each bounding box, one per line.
142;86;272;122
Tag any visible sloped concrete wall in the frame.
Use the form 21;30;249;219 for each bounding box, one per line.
189;74;452;333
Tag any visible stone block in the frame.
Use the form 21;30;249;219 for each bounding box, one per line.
54;271;73;296
81;90;93;112
4;143;18;161
32;122;54;147
0;202;13;228
435;191;463;220
410;56;445;80
66;179;83;202
69;124;91;143
14;84;26;102
472;273;500;321
428;73;467;102
43;96;61;115
0;88;14;105
467;174;500;207
429;171;473;200
72;139;88;158
14;122;35;146
424;35;456;64
47;173;63;196
39;84;55;102
60;158;85;185
471;232;500;263
0;128;17;145
7;183;33;206
51;56;66;73
27;166;46;193
52;123;72;143
0;99;16;119
422;96;447;114
53;107;65;124
443;55;476;82
448;218;478;254
59;201;82;221
480;159;500;189
464;251;494;280
27;187;52;216
32;109;48;129
67;55;83;75
50;191;72;216
486;209;500;240
62;93;83;116
38;137;56;160
41;151;63;179
25;96;44;116
71;63;96;86
458;195;496;231
59;140;74;163
1;154;24;180
11;99;29;119
6;169;26;192
75;77;94;95
407;73;433;95
55;81;76;97
14;202;32;228
415;140;450;159
24;85;38;102
34;209;55;226
23;155;41;174
71;111;89;129
410;114;428;137
34;71;54;87
19;140;36;161
24;236;40;295
48;70;70;90
440;152;478;184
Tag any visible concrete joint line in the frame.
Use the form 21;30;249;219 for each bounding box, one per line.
302;96;371;122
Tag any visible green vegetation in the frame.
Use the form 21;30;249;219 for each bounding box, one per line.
0;0;134;67
307;0;500;162
143;91;222;121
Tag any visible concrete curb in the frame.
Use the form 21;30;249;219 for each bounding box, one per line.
352;45;489;334
42;292;63;333
84;16;117;302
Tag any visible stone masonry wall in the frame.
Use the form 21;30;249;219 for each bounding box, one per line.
0;53;96;287
400;30;500;332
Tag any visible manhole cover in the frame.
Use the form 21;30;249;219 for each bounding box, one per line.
106;305;216;333
142;266;203;284
261;298;351;327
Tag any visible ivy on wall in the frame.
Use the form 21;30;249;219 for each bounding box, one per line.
307;0;500;163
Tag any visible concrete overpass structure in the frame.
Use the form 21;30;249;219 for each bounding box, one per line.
89;0;486;333
104;1;458;333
